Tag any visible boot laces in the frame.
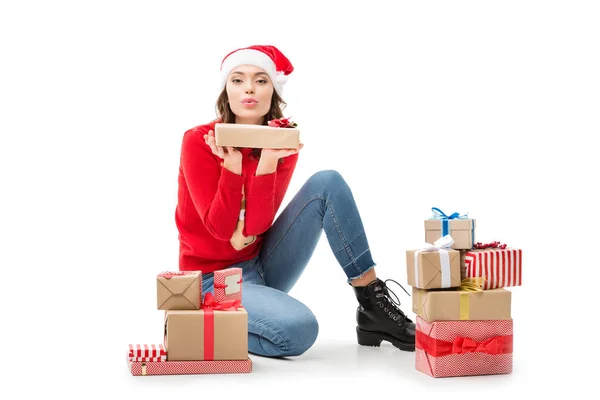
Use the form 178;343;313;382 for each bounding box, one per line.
371;279;411;324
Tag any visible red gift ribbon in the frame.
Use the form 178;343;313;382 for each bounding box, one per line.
416;331;513;357
201;292;242;360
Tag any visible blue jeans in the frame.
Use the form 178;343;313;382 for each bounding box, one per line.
202;170;376;357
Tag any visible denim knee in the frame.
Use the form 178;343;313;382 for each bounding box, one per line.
252;310;319;357
309;169;345;188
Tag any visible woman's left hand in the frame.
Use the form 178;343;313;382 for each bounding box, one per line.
261;143;304;161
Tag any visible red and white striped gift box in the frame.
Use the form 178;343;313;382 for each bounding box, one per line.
128;358;252;376
128;344;166;362
464;248;522;289
415;316;513;378
213;267;242;304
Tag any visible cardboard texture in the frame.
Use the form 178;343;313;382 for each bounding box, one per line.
464;248;523;289
412;287;511;322
214;123;300;149
164;309;248;361
214;268;243;303
406;249;462;289
424;219;476;250
415;316;513;378
157;271;202;310
128;358;252;376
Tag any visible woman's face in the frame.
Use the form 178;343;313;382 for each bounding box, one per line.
226;65;274;124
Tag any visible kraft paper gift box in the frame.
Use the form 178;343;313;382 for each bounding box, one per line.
128;344;166;362
214;267;243;303
157;271;202;310
164;295;248;361
406;235;462;290
424;207;475;250
415;316;513;378
412;279;511;322
128;358;252;376
464;247;523;289
214;123;300;149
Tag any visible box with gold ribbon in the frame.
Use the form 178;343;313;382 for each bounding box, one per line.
415;316;513;377
412;278;511;322
406;235;462;290
164;293;248;361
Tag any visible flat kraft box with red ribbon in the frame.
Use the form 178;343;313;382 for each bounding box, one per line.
164;306;248;361
215;123;300;149
412;283;511;322
157;271;202;310
425;219;476;250
416;316;513;378
464;248;523;289
406;246;461;290
128;358;252;376
128;344;166;362
214;268;243;304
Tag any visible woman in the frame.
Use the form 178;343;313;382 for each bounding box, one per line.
175;45;415;358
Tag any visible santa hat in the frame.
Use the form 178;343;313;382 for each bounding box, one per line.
220;45;294;96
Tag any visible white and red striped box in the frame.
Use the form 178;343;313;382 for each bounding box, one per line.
128;344;166;362
415;316;513;378
213;267;242;304
128;358;252;376
464;248;522;289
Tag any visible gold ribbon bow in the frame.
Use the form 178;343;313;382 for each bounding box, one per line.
455;277;486;320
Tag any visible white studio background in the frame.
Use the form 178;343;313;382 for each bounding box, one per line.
1;0;598;398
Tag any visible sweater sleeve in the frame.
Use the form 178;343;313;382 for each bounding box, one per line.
180;129;244;241
243;153;299;236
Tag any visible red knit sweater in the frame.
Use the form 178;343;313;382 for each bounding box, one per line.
175;120;299;273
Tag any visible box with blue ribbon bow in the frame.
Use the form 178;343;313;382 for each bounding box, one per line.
425;207;476;250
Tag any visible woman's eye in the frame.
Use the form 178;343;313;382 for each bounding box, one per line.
257;79;267;84
232;79;242;83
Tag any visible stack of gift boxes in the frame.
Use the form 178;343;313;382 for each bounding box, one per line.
127;268;252;376
405;208;522;378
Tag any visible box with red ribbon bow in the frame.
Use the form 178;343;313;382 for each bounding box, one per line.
163;292;248;361
415;316;513;377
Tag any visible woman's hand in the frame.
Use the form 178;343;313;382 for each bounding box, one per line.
260;143;304;162
204;130;242;175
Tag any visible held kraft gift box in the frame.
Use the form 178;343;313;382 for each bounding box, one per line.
464;247;523;289
214;267;243;303
157;271;202;310
406;235;461;290
128;344;166;362
415;316;513;378
412;278;511;322
128;358;252;376
425;207;475;250
164;294;248;361
214;123;300;149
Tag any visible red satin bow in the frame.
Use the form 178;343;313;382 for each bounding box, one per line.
452;336;506;355
202;292;242;311
416;331;513;357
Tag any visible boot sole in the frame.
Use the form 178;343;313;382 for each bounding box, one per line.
356;327;415;352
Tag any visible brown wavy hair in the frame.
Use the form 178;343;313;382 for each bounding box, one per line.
215;87;287;161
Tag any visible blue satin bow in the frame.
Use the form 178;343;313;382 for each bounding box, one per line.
431;207;468;220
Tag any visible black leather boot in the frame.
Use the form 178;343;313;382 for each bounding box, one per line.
352;278;415;351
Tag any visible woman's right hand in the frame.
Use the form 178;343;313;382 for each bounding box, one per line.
204;130;242;175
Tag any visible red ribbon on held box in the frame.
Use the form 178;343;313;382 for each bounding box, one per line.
201;292;243;360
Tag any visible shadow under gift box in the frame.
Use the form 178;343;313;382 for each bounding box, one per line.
412;286;511;322
214;123;300;149
406;248;462;290
157;271;202;310
164;308;248;361
424;219;476;250
415;316;513;378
